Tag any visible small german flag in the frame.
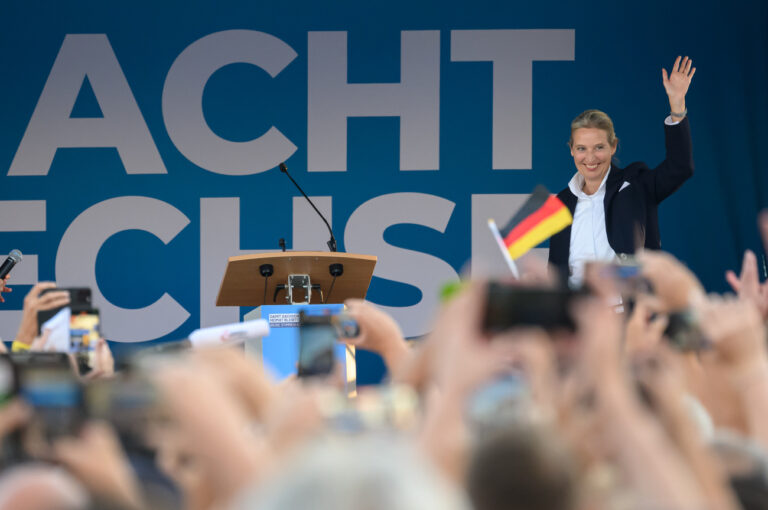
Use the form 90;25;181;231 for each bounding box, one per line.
489;185;572;263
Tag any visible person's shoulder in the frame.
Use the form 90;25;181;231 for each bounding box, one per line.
617;162;651;179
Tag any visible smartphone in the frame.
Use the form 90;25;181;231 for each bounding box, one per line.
483;282;588;333
37;288;100;371
15;353;83;441
37;287;95;353
298;312;337;377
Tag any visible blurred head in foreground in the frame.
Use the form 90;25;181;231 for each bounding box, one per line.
232;434;469;510
0;464;88;510
468;425;577;510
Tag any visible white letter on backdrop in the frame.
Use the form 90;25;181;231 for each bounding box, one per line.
451;30;575;169
10;34;165;175
56;197;190;342
344;192;458;337
308;31;440;172
163;30;298;175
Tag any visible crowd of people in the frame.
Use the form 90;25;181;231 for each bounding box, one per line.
0;210;763;510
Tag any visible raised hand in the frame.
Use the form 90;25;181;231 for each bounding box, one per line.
725;250;768;321
343;299;410;375
15;282;70;346
662;56;696;114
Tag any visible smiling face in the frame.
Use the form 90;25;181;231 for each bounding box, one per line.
570;127;617;191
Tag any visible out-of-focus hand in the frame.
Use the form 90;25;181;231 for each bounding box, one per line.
0;399;30;439
662;56;695;113
500;329;558;415
53;422;144;510
725;250;768;321
426;283;516;397
83;337;115;380
698;297;768;381
0;275;11;303
261;380;324;457
519;254;557;286
625;295;668;355
343;299;410;374
188;347;276;422
15;283;70;345
637;250;705;312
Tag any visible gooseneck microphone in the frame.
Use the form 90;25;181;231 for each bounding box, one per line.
279;162;338;252
0;250;22;279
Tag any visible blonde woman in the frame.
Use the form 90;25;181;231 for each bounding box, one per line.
548;56;696;287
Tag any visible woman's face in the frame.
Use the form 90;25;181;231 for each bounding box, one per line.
570;128;617;185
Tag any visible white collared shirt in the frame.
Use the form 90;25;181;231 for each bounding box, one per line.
567;167;617;287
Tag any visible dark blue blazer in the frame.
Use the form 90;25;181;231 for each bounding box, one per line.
548;117;694;275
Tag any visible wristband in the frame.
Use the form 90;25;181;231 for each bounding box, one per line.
11;341;30;352
670;108;687;119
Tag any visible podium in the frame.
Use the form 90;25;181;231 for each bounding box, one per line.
216;252;377;388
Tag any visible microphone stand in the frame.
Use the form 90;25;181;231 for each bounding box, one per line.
279;162;337;252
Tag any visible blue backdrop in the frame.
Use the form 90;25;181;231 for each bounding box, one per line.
0;0;766;383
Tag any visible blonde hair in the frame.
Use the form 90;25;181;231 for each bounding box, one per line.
568;109;618;148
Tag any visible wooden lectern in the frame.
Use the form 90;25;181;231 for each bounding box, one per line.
216;251;377;307
216;252;377;389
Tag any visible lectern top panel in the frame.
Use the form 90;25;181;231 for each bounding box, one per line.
216;251;377;307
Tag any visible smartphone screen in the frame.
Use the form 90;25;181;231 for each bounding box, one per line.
70;310;101;374
298;314;336;377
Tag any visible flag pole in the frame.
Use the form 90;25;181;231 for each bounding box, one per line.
487;219;520;279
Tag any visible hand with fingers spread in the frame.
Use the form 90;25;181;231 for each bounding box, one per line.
15;282;70;346
725;249;768;321
663;55;696;116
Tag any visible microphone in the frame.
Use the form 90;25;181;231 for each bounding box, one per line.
0;250;22;279
137;319;270;355
188;319;269;348
279;162;338;252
